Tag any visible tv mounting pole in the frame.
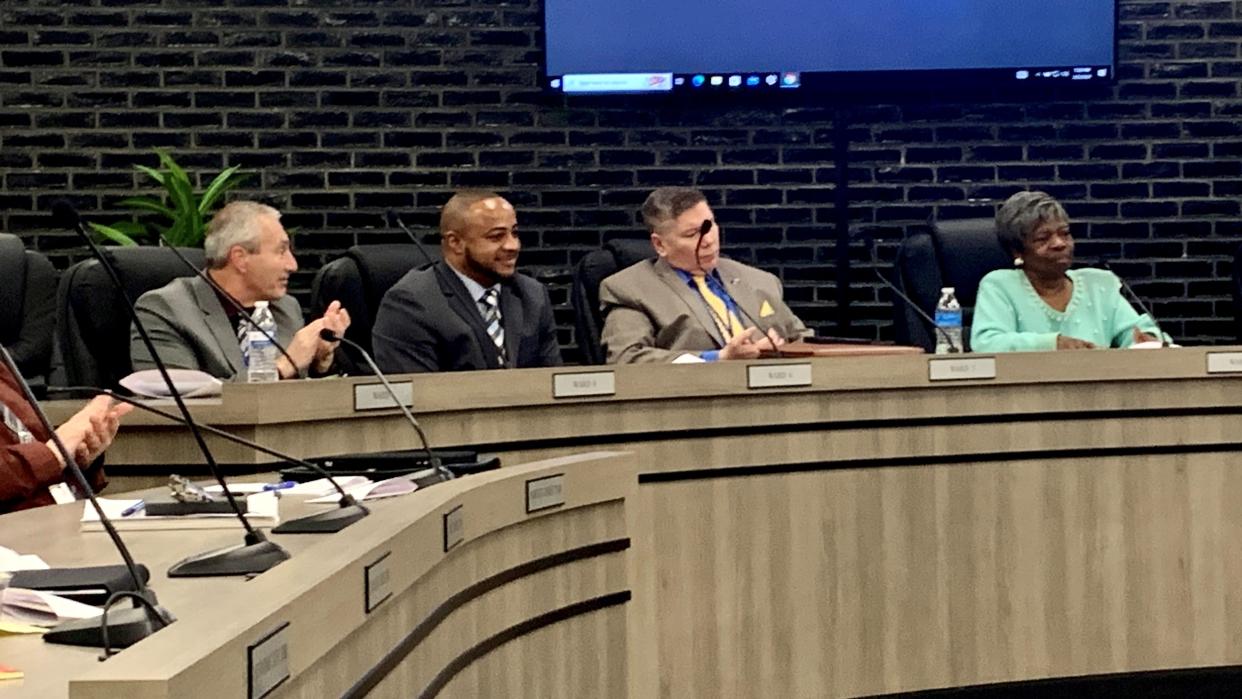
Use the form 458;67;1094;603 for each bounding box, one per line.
833;106;852;335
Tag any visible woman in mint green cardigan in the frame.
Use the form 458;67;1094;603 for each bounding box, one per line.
971;191;1162;353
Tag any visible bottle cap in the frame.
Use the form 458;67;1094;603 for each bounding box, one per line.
941;287;955;294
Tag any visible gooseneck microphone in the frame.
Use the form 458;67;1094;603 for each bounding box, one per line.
154;242;306;379
693;218;783;357
389;211;437;267
52;386;370;534
1095;257;1171;347
860;230;961;353
0;345;173;652
320;330;452;482
52;200;289;577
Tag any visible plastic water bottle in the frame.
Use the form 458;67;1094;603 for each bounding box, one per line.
245;301;280;383
933;287;962;354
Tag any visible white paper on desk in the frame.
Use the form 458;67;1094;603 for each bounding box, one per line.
206;476;372;498
0;545;49;573
81;492;280;531
307;475;416;504
120;368;223;398
1;587;102;627
672;353;706;364
286;476;370;498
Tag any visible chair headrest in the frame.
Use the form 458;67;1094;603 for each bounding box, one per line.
347;244;433;309
929;219;1010;308
0;234;28;338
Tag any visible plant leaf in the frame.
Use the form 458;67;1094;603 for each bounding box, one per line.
198;166;246;214
134;164;166;186
117;197;174;218
87;222;138;247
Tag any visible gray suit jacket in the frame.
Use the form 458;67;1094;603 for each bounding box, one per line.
130;276;304;381
599;257;809;364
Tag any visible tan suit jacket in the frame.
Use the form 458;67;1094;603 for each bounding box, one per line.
599;257;809;364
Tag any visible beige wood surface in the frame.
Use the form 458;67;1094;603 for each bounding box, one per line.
44;347;1242;469
0;451;634;699
9;349;1242;697
628;452;1242;697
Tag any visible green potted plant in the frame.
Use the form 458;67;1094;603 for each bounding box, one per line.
89;150;248;247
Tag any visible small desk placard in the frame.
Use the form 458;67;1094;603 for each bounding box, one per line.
247;622;290;699
928;357;997;382
747;363;812;389
443;505;464;553
1206;352;1242;374
364;552;393;614
526;474;565;514
354;381;414;411
552;371;616;399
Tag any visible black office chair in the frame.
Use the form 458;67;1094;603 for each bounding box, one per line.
310;244;437;375
892;219;1010;352
55;246;206;390
570;239;655;365
0;233;58;389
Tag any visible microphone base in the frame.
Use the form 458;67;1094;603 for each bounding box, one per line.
272;503;369;534
167;537;290;578
44;604;175;649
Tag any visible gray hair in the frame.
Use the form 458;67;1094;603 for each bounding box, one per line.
994;191;1068;257
204;201;280;269
641;187;708;235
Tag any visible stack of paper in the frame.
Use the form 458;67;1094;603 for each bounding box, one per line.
306;474;421;504
80;492;280;532
1;588;101;628
0;546;48;574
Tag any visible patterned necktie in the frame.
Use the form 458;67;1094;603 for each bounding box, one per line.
480;288;506;367
692;274;744;340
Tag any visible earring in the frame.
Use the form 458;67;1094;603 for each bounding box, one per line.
1013;256;1024;268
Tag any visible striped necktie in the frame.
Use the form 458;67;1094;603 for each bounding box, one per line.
480;288;506;367
692;274;744;339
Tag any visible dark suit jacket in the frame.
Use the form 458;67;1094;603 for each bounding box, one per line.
372;261;562;373
130;276;305;381
1;362;105;513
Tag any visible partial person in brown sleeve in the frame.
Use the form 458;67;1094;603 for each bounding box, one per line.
0;362;131;513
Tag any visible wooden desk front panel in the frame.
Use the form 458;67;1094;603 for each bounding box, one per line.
630;452;1242;698
283;501;630;699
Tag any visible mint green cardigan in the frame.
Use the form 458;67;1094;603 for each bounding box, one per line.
970;268;1162;353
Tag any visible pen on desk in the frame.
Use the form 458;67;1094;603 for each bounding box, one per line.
262;481;298;492
120;500;146;517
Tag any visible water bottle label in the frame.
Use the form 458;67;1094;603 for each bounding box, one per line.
934;310;962;327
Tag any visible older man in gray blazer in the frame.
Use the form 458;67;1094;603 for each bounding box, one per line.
130;201;350;380
599;187;808;364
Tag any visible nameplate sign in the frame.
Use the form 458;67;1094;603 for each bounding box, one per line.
443;505;464;552
354;381;414;411
928;357;997;382
247;622;290;699
526;474;565;513
1207;352;1242;374
364;552;392;614
552;371;616;399
747;363;812;389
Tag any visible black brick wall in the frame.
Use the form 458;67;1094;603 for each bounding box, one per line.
2;0;1241;360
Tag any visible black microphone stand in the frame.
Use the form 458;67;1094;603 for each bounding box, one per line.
322;331;453;482
0;346;174;650
390;211;438;267
694;219;784;358
1095;257;1172;347
54;201;288;577
861;230;961;353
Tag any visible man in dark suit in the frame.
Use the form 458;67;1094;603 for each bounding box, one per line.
131;201;351;380
372;191;562;373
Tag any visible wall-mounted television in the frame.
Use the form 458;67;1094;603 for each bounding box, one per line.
543;1;1117;96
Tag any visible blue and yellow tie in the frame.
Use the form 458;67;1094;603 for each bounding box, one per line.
692;274;744;340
